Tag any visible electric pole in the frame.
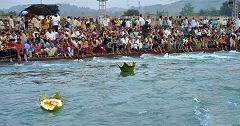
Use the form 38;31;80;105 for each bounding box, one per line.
97;0;108;16
127;0;130;9
138;1;141;15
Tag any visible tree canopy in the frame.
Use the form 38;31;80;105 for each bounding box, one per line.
219;1;232;16
0;11;16;16
122;9;140;16
198;8;219;16
180;1;233;16
180;3;194;16
156;10;167;16
197;1;233;16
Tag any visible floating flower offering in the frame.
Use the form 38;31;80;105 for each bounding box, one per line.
118;62;136;73
39;92;63;111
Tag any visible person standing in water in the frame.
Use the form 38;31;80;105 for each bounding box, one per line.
16;38;23;64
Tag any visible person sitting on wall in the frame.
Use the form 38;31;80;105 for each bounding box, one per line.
142;21;151;39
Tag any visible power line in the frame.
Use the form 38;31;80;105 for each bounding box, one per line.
138;1;140;14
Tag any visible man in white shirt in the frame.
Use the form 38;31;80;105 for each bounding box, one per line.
230;33;236;48
164;27;171;38
126;19;131;28
32;16;40;30
203;18;208;27
183;37;188;46
139;14;145;27
120;36;126;45
35;18;40;30
71;38;78;48
103;17;110;27
221;18;227;27
190;17;197;28
32;16;37;28
184;17;188;28
9;15;15;30
135;19;140;28
146;16;151;25
167;17;173;28
52;15;60;32
0;19;4;30
72;18;77;29
159;16;163;27
45;29;56;41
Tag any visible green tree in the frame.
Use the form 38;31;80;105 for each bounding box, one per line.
199;9;205;16
208;8;219;16
145;11;155;16
122;9;140;16
219;1;232;16
0;11;16;16
8;11;16;16
180;3;194;16
156;10;166;16
198;8;219;16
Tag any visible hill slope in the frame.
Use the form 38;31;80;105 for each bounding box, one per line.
0;0;228;16
139;0;227;15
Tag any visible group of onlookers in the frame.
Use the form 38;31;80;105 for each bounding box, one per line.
0;14;240;62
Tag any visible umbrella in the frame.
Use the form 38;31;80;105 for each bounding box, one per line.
24;4;59;15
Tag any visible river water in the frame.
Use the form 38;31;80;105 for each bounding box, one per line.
0;51;240;126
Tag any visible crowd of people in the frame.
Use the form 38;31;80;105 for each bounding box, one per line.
0;14;240;63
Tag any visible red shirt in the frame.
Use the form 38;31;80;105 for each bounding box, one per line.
67;41;73;47
6;43;16;48
16;42;22;51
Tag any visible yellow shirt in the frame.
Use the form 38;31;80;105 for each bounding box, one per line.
90;23;96;31
0;45;7;51
116;20;121;27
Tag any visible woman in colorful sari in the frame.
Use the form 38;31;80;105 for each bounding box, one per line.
33;41;41;57
47;40;57;57
63;38;73;58
43;17;49;31
81;37;90;55
56;40;64;56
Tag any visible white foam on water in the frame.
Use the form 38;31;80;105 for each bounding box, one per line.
193;97;211;126
194;97;201;103
30;61;66;68
41;64;52;67
194;107;211;126
31;61;38;66
13;63;24;67
138;110;147;115
167;54;201;60
194;107;202;116
163;52;232;60
228;50;239;54
140;54;169;60
141;52;233;61
202;108;210;112
214;51;239;57
73;59;83;62
227;101;238;107
122;56;132;59
92;51;234;63
140;54;154;59
92;56;138;64
173;52;232;60
164;53;169;58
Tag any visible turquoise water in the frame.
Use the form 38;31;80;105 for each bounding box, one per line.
0;51;240;126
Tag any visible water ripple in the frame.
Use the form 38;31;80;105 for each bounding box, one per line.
0;52;240;126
